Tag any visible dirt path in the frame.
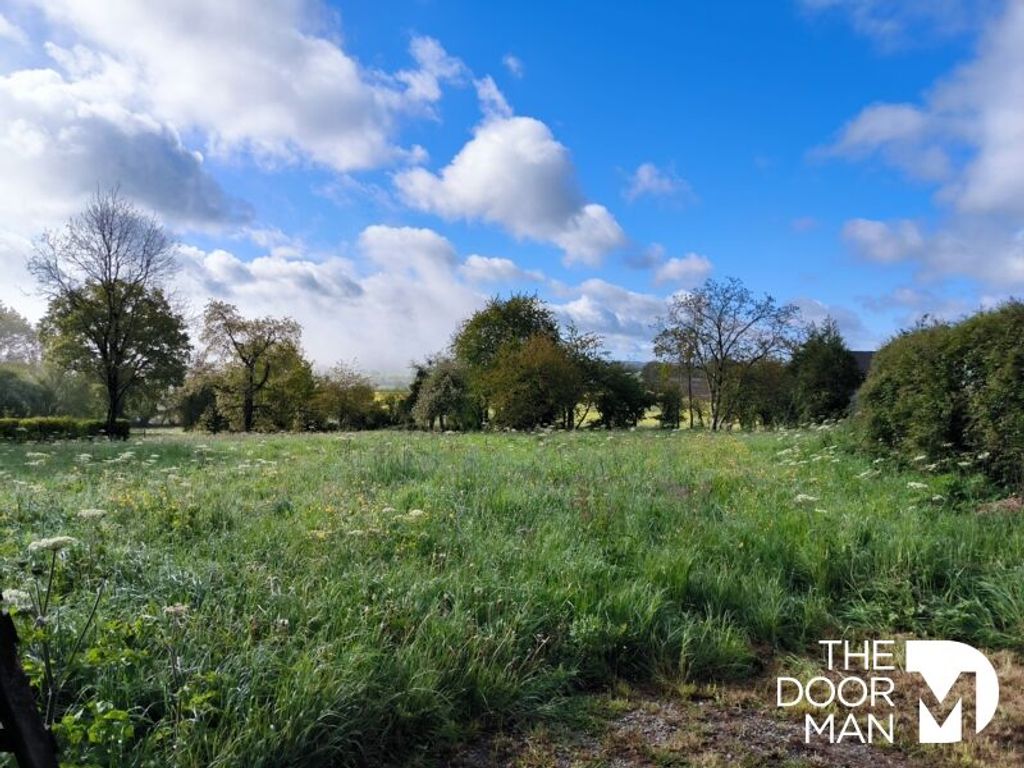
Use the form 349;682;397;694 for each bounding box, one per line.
452;650;1024;768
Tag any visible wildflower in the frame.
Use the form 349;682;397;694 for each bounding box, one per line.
77;508;106;520
856;469;874;479
163;603;189;618
912;454;927;462
907;481;929;490
2;589;32;611
403;508;427;521
931;495;945;502
794;494;819;503
28;536;77;553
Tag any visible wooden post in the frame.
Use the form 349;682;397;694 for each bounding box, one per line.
0;604;59;768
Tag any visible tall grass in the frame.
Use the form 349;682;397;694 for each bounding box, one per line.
0;428;1021;766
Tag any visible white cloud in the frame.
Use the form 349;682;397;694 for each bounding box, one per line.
841;218;924;263
502;54;524;78
0;13;28;46
624;162;692;202
458;255;542;284
653;253;712;286
792;296;874;349
395;114;625;266
0;62;247;234
24;0;463;172
474;76;512;120
799;0;998;47
554;278;667;359
826;4;1024;287
822;103;950;180
177;225;485;374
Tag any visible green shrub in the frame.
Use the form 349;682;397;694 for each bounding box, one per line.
856;301;1024;489
0;417;129;441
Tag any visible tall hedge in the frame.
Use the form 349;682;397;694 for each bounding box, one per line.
0;417;129;441
857;302;1024;488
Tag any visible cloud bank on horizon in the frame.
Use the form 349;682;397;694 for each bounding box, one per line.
0;0;1020;375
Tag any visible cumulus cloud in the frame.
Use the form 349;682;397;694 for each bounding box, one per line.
844;217;1024;285
841;218;924;263
653;253;712;286
553;278;667;359
0;59;247;234
177;225;485;374
822;3;1024;206
24;0;463;172
825;3;1024;287
458;255;543;284
624;162;693;202
395;97;625;266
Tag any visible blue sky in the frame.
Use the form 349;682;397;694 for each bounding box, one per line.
1;0;1022;377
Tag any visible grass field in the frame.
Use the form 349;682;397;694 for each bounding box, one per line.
2;428;1023;766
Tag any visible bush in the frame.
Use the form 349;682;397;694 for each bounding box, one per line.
0;417;129;441
856;301;1024;488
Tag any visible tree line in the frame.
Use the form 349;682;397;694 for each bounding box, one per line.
1;189;867;434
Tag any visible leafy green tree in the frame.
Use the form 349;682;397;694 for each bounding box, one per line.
486;334;581;430
452;294;561;424
0;368;48;416
788;318;863;423
177;375;218;431
259;341;317;430
732;358;794;429
452;294;560;371
29;188;190;434
200;301;301;432
412;357;475;431
38;283;189;432
593;362;653;428
314;363;383;430
0;301;40;363
857;319;961;458
655;277;800;430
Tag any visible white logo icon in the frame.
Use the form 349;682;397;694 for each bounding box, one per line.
905;640;1000;743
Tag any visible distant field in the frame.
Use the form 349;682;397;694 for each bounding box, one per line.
2;429;1023;766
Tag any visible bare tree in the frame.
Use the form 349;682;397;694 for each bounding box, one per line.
200;301;301;432
655;277;800;430
28;187;189;434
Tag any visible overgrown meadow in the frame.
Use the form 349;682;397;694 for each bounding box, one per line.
2;429;1023;766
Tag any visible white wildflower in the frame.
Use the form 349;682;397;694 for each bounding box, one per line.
28;536;77;553
2;589;32;610
907;482;929;490
794;494;819;503
77;508;106;520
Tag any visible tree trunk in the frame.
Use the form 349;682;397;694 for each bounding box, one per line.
685;361;694;429
105;370;122;439
242;368;256;432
